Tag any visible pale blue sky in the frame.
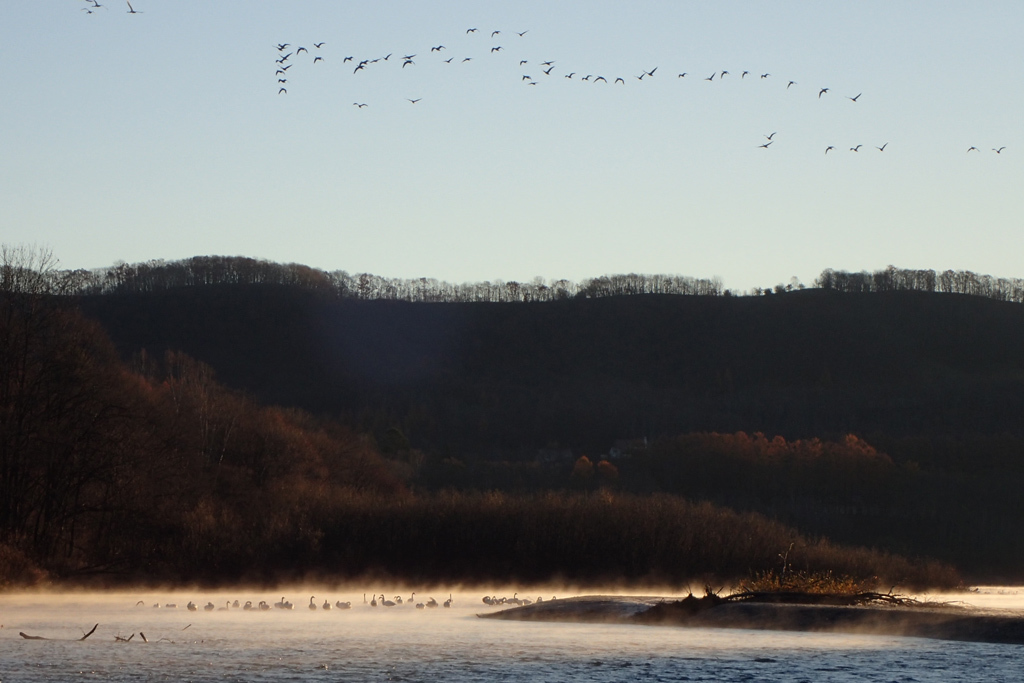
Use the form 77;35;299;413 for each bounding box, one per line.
2;1;1021;292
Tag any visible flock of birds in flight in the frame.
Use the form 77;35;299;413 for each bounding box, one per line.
266;27;1008;158
75;4;1008;158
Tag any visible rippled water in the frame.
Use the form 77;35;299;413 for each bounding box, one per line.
1;588;1021;682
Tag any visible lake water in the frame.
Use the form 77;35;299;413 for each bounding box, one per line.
1;587;1021;682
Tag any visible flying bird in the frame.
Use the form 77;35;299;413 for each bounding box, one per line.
678;73;687;78
296;47;307;54
787;80;796;88
491;30;501;37
313;56;323;63
431;45;445;51
720;70;729;77
541;61;554;67
759;141;773;149
276;44;290;51
993;146;1006;153
825;146;835;154
520;60;528;65
850;145;862;151
705;72;716;81
466;28;477;33
125;0;141;13
278;87;287;94
848;93;862;102
876;142;888;151
761;73;770;78
491;46;502;52
407;98;421;103
615;77;624;84
343;56;353;62
517;30;528;36
402;59;414;67
565;72;575;79
742;71;749;78
765;132;777;140
594;76;606;82
645;67;657;77
818;87;829;98
967;146;978;152
543;66;555;75
353;102;367;108
314;42;326;48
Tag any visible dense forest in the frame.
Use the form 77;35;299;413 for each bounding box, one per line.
3;248;1024;588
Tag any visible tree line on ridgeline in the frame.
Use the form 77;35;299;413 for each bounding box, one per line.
22;251;1024;304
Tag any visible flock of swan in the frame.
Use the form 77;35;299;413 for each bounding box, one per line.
136;592;549;612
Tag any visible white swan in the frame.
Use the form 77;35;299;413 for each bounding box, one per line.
309;595;318;610
187;601;197;611
322;599;331;610
335;600;351;609
426;597;438;608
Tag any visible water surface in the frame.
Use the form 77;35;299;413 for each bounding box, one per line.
2;588;1021;682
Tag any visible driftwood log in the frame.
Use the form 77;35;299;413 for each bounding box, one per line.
19;623;99;641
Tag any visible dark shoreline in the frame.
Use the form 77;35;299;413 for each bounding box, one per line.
478;596;1024;646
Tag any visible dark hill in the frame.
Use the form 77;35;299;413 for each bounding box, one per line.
76;286;1024;458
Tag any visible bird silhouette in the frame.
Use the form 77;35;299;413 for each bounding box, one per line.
353;102;367;107
759;141;773;149
825;146;835;154
848;93;862;102
491;46;502;52
543;66;555;75
850;145;862;152
615;77;625;84
594;76;607;82
761;73;770;78
742;71;749;78
876;143;888;151
343;56;353;62
491;30;500;37
818;87;829;98
517;30;528;36
645;67;658;77
967;146;978;152
678;72;687;78
993;147;1006;153
787;80;796;88
705;72;715;81
407;98;421;103
314;42;325;48
125;0;141;13
765;132;777;140
313;56;323;63
278;87;287;94
466;28;477;33
296;47;307;54
431;45;445;52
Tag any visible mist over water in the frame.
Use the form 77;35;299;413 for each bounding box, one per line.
1;587;1022;682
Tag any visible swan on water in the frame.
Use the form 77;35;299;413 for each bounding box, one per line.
335;601;351;609
322;599;332;610
187;601;197;611
309;595;318;610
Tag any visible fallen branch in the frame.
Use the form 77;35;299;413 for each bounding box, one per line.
19;623;99;641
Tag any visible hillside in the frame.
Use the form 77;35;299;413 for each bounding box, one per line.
77;285;1024;455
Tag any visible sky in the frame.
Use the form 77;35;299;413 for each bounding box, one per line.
2;1;1022;293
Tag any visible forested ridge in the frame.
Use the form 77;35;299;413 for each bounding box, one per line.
4;249;1024;587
